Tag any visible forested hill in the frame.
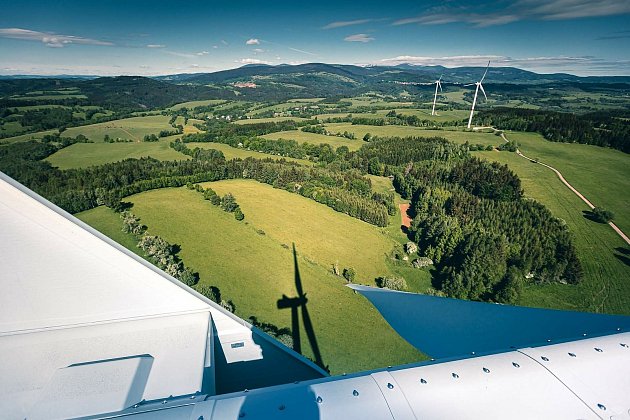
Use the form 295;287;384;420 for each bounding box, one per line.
0;77;236;110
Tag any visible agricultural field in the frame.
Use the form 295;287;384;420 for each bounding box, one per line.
77;186;426;374
262;129;364;150
46;139;188;169
0;129;58;143
475;149;630;315
246;100;326;117
188;142;313;165
169;99;227;111
324;123;502;147
61;115;173;142
234;116;310;124
373;108;471;122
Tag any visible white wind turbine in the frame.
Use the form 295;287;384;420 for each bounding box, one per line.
465;61;490;129
431;75;443;116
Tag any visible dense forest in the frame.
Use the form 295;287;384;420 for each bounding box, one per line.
393;149;581;302
475;108;630;153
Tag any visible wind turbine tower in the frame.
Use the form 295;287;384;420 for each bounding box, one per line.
431;75;443;116
466;61;490;129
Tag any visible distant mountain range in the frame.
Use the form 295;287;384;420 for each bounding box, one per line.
2;63;629;109
153;63;630;85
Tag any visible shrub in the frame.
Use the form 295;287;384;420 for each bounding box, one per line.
342;267;356;283
234;207;245;221
376;276;407;291
591;207;614;223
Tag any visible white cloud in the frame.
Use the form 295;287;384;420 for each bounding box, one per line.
237;58;270;65
253;48;265;53
344;33;374;43
289;47;317;56
196;51;209;56
0;27;113;48
246;38;260;45
322;19;374;29
164;50;196;58
146;44;165;48
393;0;630;27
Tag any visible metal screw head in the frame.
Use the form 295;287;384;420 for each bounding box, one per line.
353;390;359;397
452;373;459;379
420;378;427;384
541;356;549;362
387;382;394;389
190;395;196;399
316;396;323;404
162;400;168;404
597;403;606;411
133;404;139;409
568;352;577;357
594;347;603;352
621;343;628;348
512;362;520;368
483;367;490;373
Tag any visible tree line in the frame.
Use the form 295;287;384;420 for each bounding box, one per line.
474;108;630;153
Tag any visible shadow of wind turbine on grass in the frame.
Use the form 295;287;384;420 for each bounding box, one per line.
277;243;325;371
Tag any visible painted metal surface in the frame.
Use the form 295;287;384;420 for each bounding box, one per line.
349;284;630;359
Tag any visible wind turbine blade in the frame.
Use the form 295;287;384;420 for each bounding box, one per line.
438;81;443;92
301;302;324;368
480;61;490;83
438;75;443;83
479;83;487;100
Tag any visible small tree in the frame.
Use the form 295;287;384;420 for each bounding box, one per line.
221;193;238;212
178;267;199;287
342;267;356;283
591;207;614;223
234;207;245;221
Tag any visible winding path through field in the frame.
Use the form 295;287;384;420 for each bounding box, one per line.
480;127;630;245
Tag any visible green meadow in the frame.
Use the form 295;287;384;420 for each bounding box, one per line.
61;115;173;142
46;139;188;169
262;130;364;150
324;123;502;147
188;142;313;165
505;131;630;235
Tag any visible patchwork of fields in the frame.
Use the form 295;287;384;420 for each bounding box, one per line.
6;95;630;373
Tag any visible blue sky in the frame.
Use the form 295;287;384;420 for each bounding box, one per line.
0;0;629;76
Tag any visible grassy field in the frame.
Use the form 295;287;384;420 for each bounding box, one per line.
77;186;426;374
206;180;397;284
61;115;173;142
324;123;502;147
0;129;58;143
169;99;227;110
262;130;364;151
475;150;630;315
505;131;630;235
374;109;471;123
188;142;313;165
234;117;310;124
46;139;188;169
